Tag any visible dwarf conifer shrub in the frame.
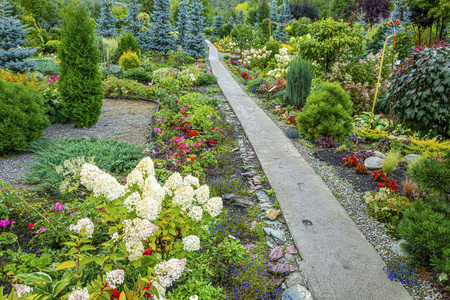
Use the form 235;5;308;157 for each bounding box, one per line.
197;72;217;86
296;82;353;142
59;1;103;128
285;57;312;108
119;50;140;70
0;80;49;155
408;154;450;196
116;32;141;61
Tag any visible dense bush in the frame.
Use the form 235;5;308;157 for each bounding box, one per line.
0;80;49;154
408;154;450;195
285;57;312;108
197;72;217;86
217;23;233;38
121;68;152;82
296;82;353;141
388;42;450;139
119;49;141;70
43;40;60;53
0;68;45;90
20;13;44;51
115;32;141;62
263;41;280;61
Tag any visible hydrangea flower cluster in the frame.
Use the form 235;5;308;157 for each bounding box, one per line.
69;218;95;238
80;163;125;201
105;269;125;289
182;235;200;252
68;287;90;300
267;47;292;79
13;284;33;299
239;46;272;68
154;258;187;288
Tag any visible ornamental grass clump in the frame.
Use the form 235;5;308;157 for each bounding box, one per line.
285;57;313;108
382;150;401;175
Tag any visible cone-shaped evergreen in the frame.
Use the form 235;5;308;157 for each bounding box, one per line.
274;23;287;41
96;0;117;38
279;0;292;23
270;0;278;22
236;9;245;24
176;0;189;46
124;0;141;36
184;0;207;59
211;15;223;37
0;0;37;72
59;1;103;128
146;0;176;54
227;15;234;25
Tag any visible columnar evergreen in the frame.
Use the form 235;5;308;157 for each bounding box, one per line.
236;9;245;24
146;0;176;53
124;0;142;36
59;1;103;128
96;0;117;38
0;0;37;72
211;15;224;37
184;0;207;59
176;0;189;46
270;0;278;22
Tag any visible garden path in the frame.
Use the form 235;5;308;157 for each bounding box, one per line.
207;41;411;300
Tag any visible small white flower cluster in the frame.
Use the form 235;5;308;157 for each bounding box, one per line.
267;47;292;79
105;269;125;289
194;185;210;205
124;192;141;212
126;169;144;190
136;196;161;222
142;176;166;203
172;185;194;209
68;287;90;300
190;295;199;300
183;174;200;188
80;163;125;201
154;258;187;288
240;46;272;68
136;156;155;178
163;172;183;195
56;156;95;194
125;239;145;262
13;284;33;299
182;235;200;252
123;218;158;243
187;206;203;221
203;197;223;218
69;218;94;238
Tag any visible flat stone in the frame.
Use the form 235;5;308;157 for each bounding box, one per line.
269;246;285;261
263;227;287;244
231;147;239;152
287;245;298;254
241;171;257;177
259;203;273;211
286;271;305;288
269;262;295;274
263;220;280;227
256;191;270;202
364;156;383;169
284;253;297;266
374;151;386;159
404;154;421;163
222;194;255;208
252;178;262;185
256;213;266;219
265;209;281;220
267;240;274;249
282;284;313;300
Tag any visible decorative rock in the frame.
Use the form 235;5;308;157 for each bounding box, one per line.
285;272;304;288
231;147;239;152
269;263;295;274
267;240;274;249
392;240;409;257
252;177;262;185
373;151;386;159
284;253;297;266
263;227;287;244
287;245;298;254
223;194;255;208
249;185;262;194
269;246;285;261
265;209;281;220
364;156;383;169
256;191;270;202
241;171;257;177
263;220;280;227
256;213;266;219
259;202;274;211
282;284;313;300
404;154;421;163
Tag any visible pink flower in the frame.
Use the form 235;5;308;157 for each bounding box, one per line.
157;118;161;123
154;128;162;133
200;140;205;145
0;220;10;227
194;142;199;147
52;203;64;211
207;115;211;117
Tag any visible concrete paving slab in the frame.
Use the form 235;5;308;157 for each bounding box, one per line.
207;41;411;300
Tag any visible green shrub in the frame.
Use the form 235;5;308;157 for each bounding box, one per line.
20;14;44;51
167;277;225;299
388;42;450;139
224;55;230;60
204;27;212;36
44;40;60;53
121;68;152;82
263;41;280;61
59;3;103;128
217;23;233;38
285;57;312;108
296;82;353;142
115;32;140;62
363;188;412;222
197;72;217;86
0;80;49;155
49;26;61;40
119;49;140;70
382;150;400;175
408;154;450;195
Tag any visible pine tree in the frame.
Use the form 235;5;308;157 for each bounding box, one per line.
176;0;189;46
184;0;207;59
124;0;141;36
96;0;117;38
270;0;278;22
211;14;224;37
0;0;38;73
145;0;176;54
236;9;245;24
59;1;103;128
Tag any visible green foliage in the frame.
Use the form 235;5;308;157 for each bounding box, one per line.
59;2;103;128
263;41;280;61
25;137;152;189
285;57;312;108
0;80;49;155
20;13;44;51
44;39;61;53
353;127;388;142
408;154;450;195
388;43;450;140
121;68;153;82
405;136;450;158
167;277;225;299
32;58;60;75
217;23;233;38
363;188;412;222
116;32;141;61
0;180;18;219
230;24;254;51
119;50;141;70
296;82;353;142
382;151;401;175
197;72;218;86
42;79;67;124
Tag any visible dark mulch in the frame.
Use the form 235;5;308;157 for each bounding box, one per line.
313;149;408;194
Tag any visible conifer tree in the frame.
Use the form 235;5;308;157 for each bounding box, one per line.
258;0;270;23
236;9;245;24
59;1;103;128
270;0;278;22
176;0;189;46
211;14;224;37
145;0;176;54
0;0;38;72
279;0;292;23
184;0;207;59
96;0;117;38
227;15;235;25
124;0;141;36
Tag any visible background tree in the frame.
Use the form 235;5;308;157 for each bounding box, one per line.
211;14;224;37
270;0;278;21
96;0;117;38
20;13;44;51
124;0;142;36
175;0;189;46
290;0;320;20
328;0;355;20
18;0;59;29
279;0;293;22
59;0;103;128
359;0;391;26
258;0;271;23
236;9;245;24
184;0;207;59
410;4;433;44
0;0;38;73
147;0;176;54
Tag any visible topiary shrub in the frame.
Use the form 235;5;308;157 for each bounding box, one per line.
217;23;233;38
115;32;140;62
388;42;450;140
296;82;353;142
119;49;140;70
285;57;312;108
197;72;217;86
0;80;49;154
263;41;280;61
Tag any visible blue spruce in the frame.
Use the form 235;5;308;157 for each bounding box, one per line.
176;0;189;46
227;15;235;25
211;14;224;37
236;9;245;24
184;0;207;59
145;0;176;54
0;0;37;73
124;0;142;36
96;0;117;38
270;0;278;22
278;0;292;23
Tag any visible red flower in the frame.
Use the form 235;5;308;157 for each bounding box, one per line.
191;157;196;161
107;289;120;300
143;283;153;290
102;84;105;87
29;223;34;230
189;130;197;136
143;250;153;256
155;51;158;54
175;100;179;103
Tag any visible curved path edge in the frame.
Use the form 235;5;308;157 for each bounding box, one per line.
207;41;411;300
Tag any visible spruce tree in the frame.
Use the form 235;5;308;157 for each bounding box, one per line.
227;15;235;25
59;1;103;128
0;0;38;73
176;0;189;46
279;0;292;23
258;0;270;23
236;9;245;24
211;14;224;37
184;0;207;59
146;0;176;54
124;0;141;36
270;0;278;22
96;0;117;38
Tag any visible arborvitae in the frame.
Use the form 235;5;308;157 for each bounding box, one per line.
124;0;141;36
270;0;278;22
146;0;176;54
0;0;37;72
96;0;117;38
286;58;313;108
236;9;245;24
258;0;270;23
176;0;189;46
211;14;224;37
184;0;207;59
59;1;103;128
